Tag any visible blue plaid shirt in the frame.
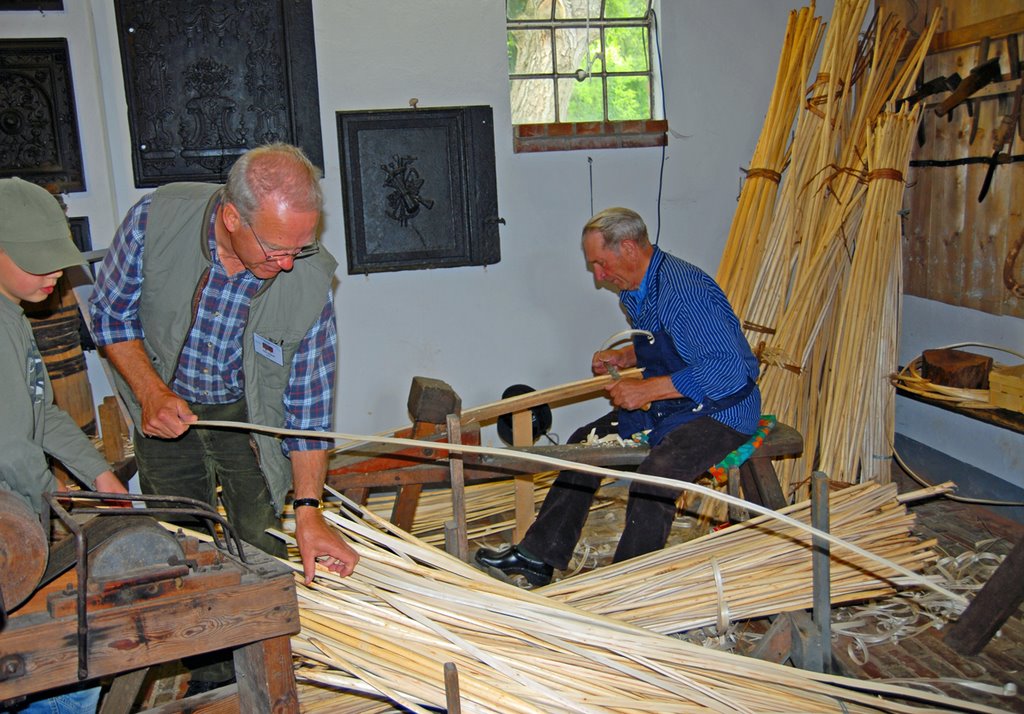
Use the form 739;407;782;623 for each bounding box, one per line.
90;194;336;452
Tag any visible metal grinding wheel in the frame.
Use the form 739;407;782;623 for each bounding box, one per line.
0;490;48;613
87;517;185;582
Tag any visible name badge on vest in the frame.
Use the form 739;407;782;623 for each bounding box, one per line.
254;333;284;365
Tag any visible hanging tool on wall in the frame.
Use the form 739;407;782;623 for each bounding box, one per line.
935;57;1003;119
979;77;1024;203
897;71;960;147
968;37;991;145
897;71;961;111
1008;33;1023;141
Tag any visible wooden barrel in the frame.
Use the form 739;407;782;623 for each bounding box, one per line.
24;276;97;436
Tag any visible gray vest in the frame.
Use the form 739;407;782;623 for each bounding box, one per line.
113;182;337;513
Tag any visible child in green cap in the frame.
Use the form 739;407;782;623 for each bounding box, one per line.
0;177;129;714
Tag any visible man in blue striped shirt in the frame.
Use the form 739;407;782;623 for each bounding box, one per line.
89;145;358;590
476;207;760;586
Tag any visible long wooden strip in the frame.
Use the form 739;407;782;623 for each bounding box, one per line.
280;502;1001;714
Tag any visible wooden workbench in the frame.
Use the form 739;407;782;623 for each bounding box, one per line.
0;533;300;713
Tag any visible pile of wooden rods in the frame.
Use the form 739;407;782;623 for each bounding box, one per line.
539;480;937;634
202;419;982;711
358;475;945;634
284;495;996;714
363;472;563;548
817;110;921;482
714;1;943;496
717;4;824;316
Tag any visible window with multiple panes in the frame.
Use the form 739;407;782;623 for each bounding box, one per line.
506;0;665;153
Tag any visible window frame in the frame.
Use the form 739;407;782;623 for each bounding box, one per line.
506;1;665;153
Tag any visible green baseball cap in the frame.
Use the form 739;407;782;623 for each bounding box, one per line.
0;177;85;275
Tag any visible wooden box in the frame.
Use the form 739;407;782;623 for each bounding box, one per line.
989;365;1024;413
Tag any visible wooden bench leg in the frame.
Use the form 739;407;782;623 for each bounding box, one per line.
99;667;149;714
391;484;423;530
512;410;535;542
343;487;369;505
739;457;788;511
233;634;299;713
944;537;1024;655
727;467;749;522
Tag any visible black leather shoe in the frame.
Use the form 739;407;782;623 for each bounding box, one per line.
474;545;553;587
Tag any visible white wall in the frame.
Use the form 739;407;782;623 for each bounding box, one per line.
898;296;1024;489
6;1;1019;490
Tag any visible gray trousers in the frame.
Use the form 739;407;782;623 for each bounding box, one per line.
132;398;287;558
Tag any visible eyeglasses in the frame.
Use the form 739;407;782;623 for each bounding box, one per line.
247;224;319;264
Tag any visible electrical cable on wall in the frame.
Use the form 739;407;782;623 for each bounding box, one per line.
588;156;595;216
583;7;667;237
892;441;1024;508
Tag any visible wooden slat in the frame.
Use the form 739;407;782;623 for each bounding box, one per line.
928;11;1024;55
895;383;1024;434
460;369;641;425
924;46;972;308
98;667;149;714
446;414;468;561
1003;119;1024;317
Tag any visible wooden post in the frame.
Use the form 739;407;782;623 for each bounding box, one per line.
512;410;534;542
810;471;831;674
445;414;468;561
443;661;462;714
233;634;300;713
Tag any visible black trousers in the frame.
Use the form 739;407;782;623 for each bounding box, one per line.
519;412;748;569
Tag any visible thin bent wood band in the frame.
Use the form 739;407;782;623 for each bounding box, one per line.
743;168;782;184
193;418;967;606
1004;229;1024;298
865;168;904;183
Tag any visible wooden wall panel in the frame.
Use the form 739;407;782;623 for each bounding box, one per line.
888;0;1024;319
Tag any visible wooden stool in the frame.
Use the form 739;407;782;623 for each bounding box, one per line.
717;419;804;520
493;420;804;530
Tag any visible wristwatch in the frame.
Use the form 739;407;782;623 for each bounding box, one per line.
292;497;323;510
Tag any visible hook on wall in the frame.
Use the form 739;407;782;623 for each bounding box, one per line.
575;53;603;82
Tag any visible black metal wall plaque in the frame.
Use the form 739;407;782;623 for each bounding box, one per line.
114;0;323;187
68;216;91;253
67;216;96;350
0;2;63;9
337;106;501;274
0;38;85;192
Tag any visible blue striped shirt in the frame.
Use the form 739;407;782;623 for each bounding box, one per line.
619;247;760;434
89;194;336;452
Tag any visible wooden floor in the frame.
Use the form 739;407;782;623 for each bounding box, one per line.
826;481;1024;712
467;455;1024;712
717;464;1024;713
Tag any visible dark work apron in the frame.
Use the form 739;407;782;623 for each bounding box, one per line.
615;326;756;447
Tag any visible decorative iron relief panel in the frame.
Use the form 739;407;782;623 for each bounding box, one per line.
0;1;63;9
337;106;501;274
114;0;323;187
0;39;85;192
